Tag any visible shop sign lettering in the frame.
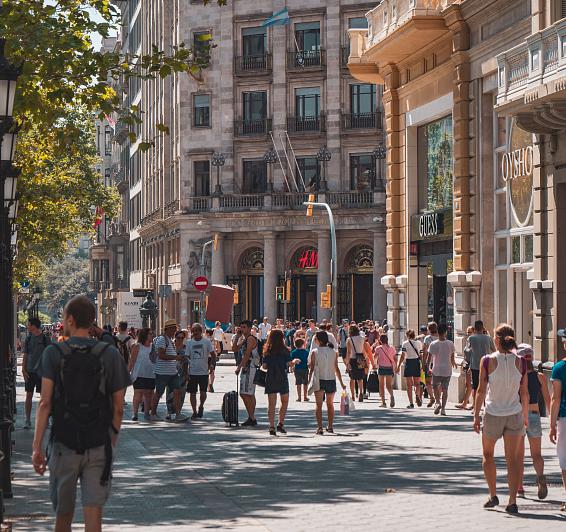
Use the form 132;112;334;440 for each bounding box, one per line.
501;146;533;182
410;208;451;242
297;249;318;270
418;212;439;238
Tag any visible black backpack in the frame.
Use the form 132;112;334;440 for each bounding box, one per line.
116;337;131;365
51;341;115;484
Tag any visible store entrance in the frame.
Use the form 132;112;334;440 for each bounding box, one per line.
297;275;317;321
353;274;373;322
513;270;532;345
246;275;264;321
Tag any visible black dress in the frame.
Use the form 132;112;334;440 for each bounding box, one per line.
264;349;291;395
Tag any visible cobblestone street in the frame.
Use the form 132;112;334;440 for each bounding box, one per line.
5;360;566;531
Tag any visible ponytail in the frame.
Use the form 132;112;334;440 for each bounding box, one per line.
495;324;517;352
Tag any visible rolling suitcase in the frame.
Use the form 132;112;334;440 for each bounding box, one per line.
222;375;239;426
367;370;379;395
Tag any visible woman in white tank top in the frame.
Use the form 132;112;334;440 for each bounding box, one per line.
128;328;156;421
473;324;529;514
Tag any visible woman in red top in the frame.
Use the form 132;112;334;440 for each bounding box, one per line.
373;334;398;408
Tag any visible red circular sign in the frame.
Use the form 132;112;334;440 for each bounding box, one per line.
193;276;209;292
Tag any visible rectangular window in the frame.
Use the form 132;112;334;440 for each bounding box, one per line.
194;161;210;197
194;31;212;62
348;17;368;29
194;94;210;127
497;269;507;323
243;160;267;194
295;87;320;117
295;21;320;52
350;154;375;190
115;245;125;285
104;126;112;156
92;260;100;285
350;84;376;115
417;115;453;211
243;91;267;122
296;157;320;191
242;26;267;57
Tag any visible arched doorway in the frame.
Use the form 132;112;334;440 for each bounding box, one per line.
339;245;374;322
228;247;264;322
288;245;318;321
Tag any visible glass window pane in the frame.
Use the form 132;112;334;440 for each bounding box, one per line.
194;161;210;196
497;116;507;147
243;160;267;193
348;17;368;29
496;191;507;231
296;157;320;191
497;270;508;323
496;238;507;265
242;27;266;56
496;151;506;189
511;235;521;263
524;234;533;262
350;154;374;190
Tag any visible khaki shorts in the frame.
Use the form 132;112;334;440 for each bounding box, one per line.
49;442;113;515
483;412;525;440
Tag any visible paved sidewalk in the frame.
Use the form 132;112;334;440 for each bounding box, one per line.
4;360;566;531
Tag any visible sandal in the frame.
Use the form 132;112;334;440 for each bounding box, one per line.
277;424;287;434
269;427;276;436
326;426;334;433
316;427;324;435
560;502;566;512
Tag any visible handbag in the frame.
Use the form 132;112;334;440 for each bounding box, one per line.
253;366;266;387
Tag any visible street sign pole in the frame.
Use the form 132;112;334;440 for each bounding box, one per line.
283;270;288;324
200;239;214;324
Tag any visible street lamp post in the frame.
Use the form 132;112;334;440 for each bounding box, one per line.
139;292;158;331
0;37;22;503
316;146;331;192
263;148;277;192
211;152;225;197
200;239;214;324
303;198;337;325
372;144;386;192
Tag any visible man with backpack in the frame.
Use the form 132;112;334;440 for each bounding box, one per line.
31;295;130;531
234;320;260;427
22;317;51;429
115;321;134;365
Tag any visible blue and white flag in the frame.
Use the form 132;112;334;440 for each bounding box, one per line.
262;7;291;27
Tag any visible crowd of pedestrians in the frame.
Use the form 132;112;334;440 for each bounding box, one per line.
20;302;566;526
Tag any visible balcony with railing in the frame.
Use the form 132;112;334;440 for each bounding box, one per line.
287;49;325;71
496;19;566;109
164;199;180;218
287;114;326;134
140;207;163;227
184;196;213;213
220;194;265;211
342;112;382;130
112;120;129;145
348;0;455;77
234;118;272;137
234;54;272;75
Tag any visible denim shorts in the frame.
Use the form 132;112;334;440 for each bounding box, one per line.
526;411;542;438
155;373;183;396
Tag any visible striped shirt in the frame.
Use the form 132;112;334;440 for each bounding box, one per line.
154;334;177;375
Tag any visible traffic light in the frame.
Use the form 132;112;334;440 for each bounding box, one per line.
306;194;315;217
193;300;200;312
213;233;219;251
320;284;332;309
233;284;239;305
276;286;284;302
285;278;291;302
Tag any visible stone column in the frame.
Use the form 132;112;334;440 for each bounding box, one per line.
263;232;278;322
448;271;482;353
210;233;224;285
317;231;331;322
373;230;387;321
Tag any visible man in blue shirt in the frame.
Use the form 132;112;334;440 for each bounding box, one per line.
291;338;309;402
551;328;566;512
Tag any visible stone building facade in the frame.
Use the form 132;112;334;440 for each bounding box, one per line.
349;0;566;363
98;0;388;329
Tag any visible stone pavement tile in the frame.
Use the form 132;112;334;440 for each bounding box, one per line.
4;363;566;531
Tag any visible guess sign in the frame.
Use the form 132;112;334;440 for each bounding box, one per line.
418;212;441;238
297;249;318;270
411;208;451;243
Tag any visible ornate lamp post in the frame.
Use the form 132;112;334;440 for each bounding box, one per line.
372;144;386;192
316;146;331;192
263;148;277;192
0;37;22;502
211;152;225;196
140;291;158;331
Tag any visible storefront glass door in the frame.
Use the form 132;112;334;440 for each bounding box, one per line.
513;270;532;345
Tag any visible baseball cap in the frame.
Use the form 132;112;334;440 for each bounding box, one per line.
557;328;566;338
517;343;533;360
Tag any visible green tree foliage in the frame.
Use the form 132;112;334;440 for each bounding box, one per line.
14;109;118;281
41;254;90;318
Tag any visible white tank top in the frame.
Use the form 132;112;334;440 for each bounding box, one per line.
131;343;155;381
313;346;337;381
484;352;523;417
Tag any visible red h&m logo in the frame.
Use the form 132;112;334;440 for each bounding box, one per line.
297;249;318;270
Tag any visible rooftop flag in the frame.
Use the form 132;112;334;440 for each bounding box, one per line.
262;7;291;27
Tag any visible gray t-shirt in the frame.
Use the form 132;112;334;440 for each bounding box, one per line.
466;333;496;370
428;338;455;377
186;338;214;376
25;333;51;373
40;337;131;394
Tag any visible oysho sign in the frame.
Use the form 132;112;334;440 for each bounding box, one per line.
501;146;533;182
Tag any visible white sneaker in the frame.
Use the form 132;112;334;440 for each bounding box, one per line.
174;414;189;423
434;404;441;415
149;414;162;421
23;419;31;429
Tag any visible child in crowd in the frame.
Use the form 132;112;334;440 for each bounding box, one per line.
291;338;309;402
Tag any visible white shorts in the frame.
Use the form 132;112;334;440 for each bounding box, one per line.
558;417;566;471
240;366;257;396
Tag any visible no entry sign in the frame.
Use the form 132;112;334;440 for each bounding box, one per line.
193;276;209;292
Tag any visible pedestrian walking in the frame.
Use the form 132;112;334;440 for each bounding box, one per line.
346;325;369;402
473;324;529;514
308;331;346;434
31;295;130;531
516;344;550;499
291;338;309;402
456;326;475;410
115;321;134;366
262;329;294;435
186;324;215;420
422;322;439;407
258;316;272;354
429;324;456;416
150;319;187;422
128;327;156;421
234;320;261;427
374;334;398;408
399;329;422;408
22;317;51;429
337;319;349;362
550;328;566;512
